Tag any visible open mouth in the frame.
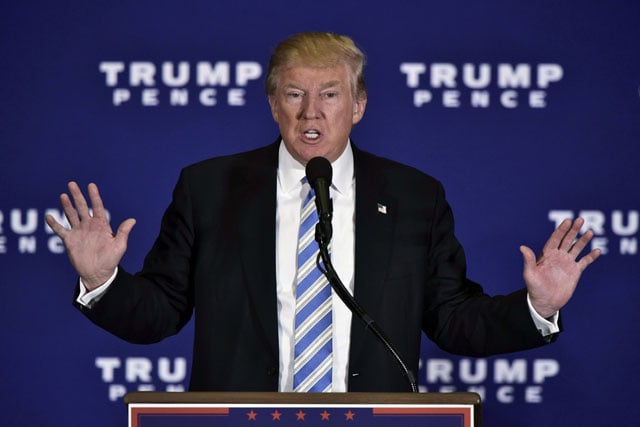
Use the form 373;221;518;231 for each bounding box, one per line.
304;129;321;140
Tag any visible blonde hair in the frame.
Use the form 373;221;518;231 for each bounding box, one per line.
265;32;367;100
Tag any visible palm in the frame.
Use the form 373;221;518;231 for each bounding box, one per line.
46;182;136;289
520;218;600;318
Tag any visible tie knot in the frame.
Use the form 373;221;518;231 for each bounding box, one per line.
301;177;315;203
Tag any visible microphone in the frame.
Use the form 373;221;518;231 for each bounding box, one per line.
305;156;418;393
305;157;333;245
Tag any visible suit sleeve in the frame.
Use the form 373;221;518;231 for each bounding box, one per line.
73;169;196;344
421;182;553;356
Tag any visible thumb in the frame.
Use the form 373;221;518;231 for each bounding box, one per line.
519;245;537;268
115;218;136;242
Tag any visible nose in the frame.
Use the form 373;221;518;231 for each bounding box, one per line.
300;94;321;119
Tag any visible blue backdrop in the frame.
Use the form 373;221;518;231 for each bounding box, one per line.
1;1;638;426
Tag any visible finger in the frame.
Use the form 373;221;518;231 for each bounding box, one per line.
68;181;91;221
87;183;108;220
577;248;601;271
45;214;68;238
568;229;594;256
114;218;136;245
558;217;585;251
59;192;80;227
520;245;537;268
542;218;572;253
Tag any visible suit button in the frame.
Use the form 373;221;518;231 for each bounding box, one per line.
267;367;278;376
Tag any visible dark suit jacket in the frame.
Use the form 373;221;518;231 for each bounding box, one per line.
75;141;552;392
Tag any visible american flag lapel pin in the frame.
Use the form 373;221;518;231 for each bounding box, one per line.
377;203;387;214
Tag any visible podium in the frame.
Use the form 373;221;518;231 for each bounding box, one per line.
125;391;482;427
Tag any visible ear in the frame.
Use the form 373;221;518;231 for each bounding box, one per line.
268;95;279;122
352;96;367;125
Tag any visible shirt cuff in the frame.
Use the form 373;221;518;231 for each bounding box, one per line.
527;293;560;337
76;267;119;308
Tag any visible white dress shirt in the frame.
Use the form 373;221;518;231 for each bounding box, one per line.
275;141;355;392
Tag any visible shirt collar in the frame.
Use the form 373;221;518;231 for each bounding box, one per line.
277;140;354;196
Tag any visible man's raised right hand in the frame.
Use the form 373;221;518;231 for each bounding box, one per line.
45;182;136;291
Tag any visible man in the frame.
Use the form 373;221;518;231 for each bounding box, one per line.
46;32;600;392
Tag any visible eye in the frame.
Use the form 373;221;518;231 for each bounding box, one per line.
286;90;304;99
284;90;304;104
323;91;338;99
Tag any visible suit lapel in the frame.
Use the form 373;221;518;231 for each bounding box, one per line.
237;142;280;362
232;143;398;379
349;147;396;368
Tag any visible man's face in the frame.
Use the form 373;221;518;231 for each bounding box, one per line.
268;63;367;165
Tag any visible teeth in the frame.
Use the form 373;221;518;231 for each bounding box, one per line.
304;130;320;139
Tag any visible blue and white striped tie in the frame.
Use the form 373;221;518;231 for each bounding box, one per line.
293;180;332;392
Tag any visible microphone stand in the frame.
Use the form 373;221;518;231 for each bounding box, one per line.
314;225;418;393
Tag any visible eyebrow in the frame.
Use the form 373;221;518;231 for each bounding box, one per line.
319;80;342;90
283;80;344;91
